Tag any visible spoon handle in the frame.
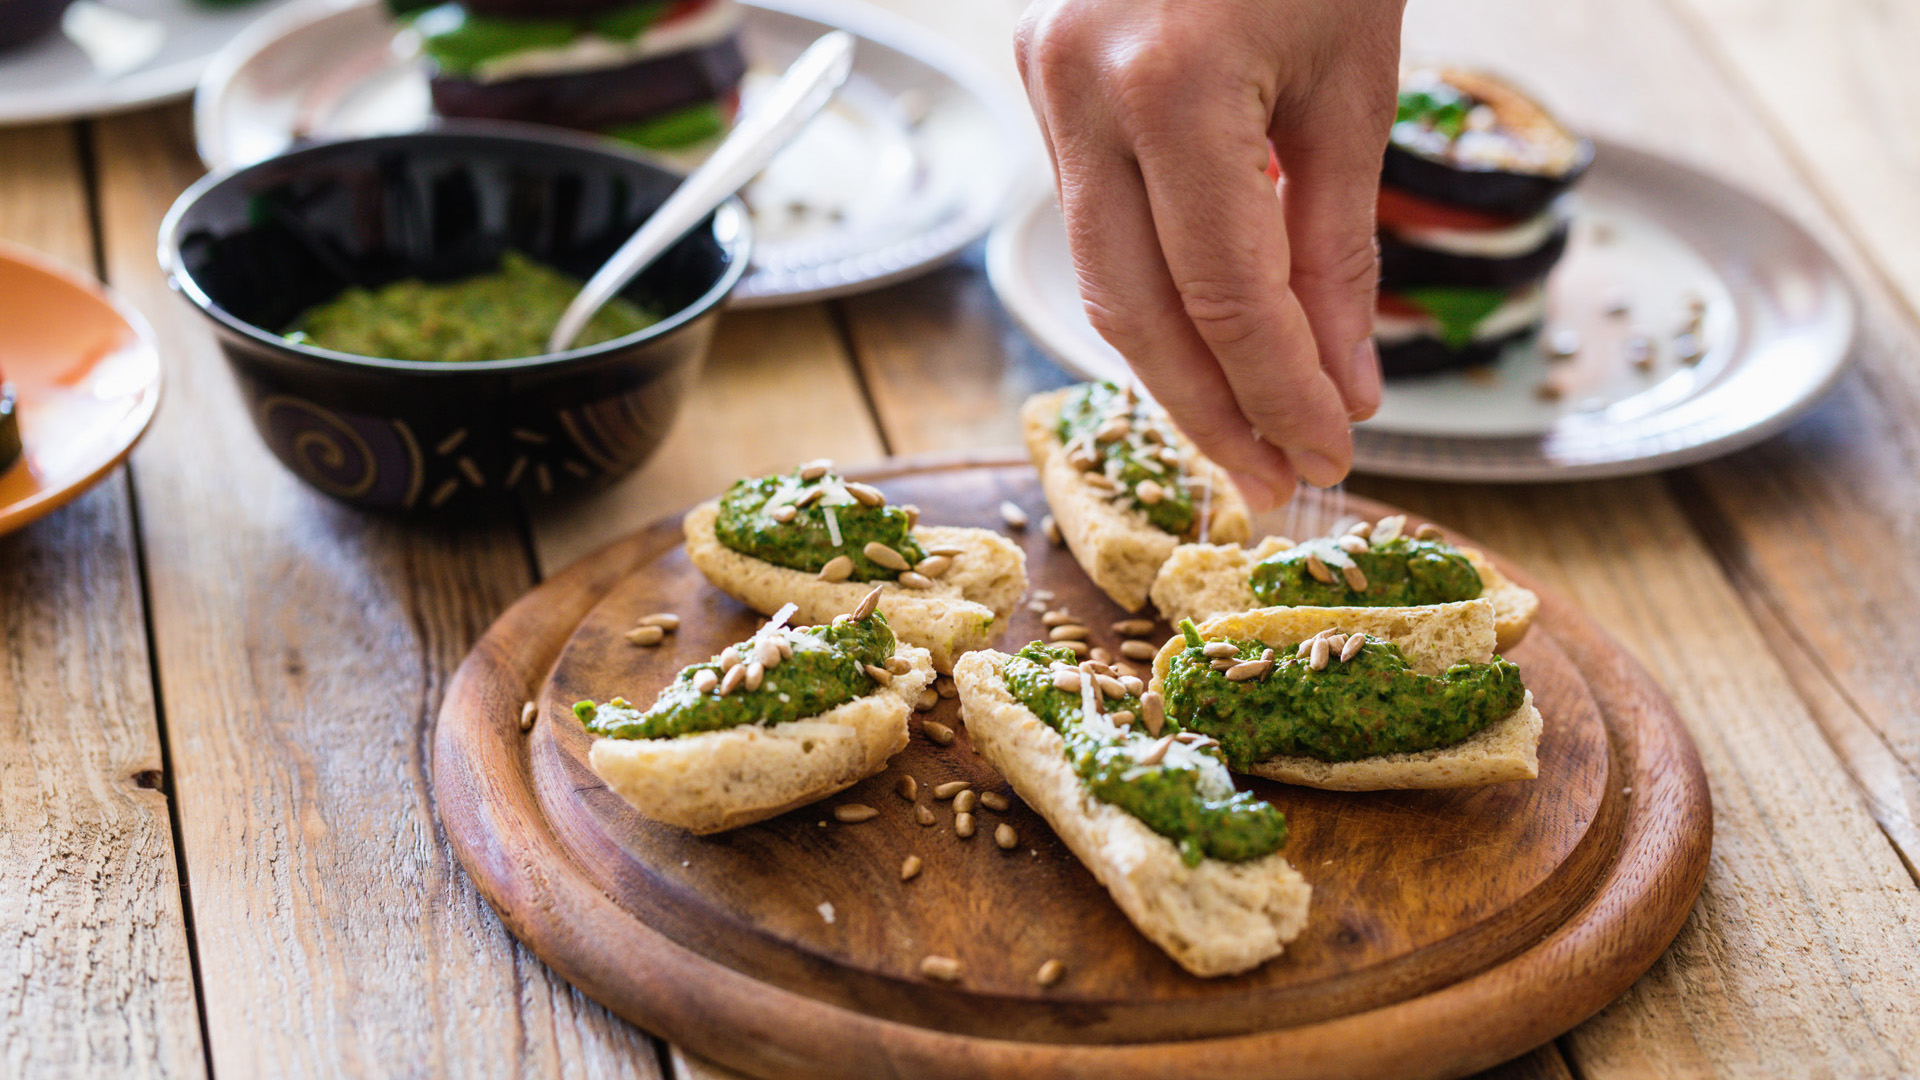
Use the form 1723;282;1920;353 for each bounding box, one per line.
548;30;856;353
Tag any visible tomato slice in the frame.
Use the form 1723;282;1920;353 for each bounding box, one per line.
1377;186;1527;232
1376;292;1427;319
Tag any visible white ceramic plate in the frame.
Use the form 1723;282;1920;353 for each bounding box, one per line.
986;140;1858;481
194;0;1032;307
0;0;305;125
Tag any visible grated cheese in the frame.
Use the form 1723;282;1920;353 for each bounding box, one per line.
822;505;842;548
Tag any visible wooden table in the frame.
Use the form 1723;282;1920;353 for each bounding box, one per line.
4;0;1918;1075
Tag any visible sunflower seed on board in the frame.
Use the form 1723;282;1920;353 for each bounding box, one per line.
1310;637;1331;672
995;823;1018;850
896;775;919;801
898;571;934;589
1305;553;1336;585
954;812;976;838
819;555;854;583
1202;641;1238;658
1342;563;1369;592
1000;501;1029;529
920;955;963;982
923;720;955;746
1035;959;1065;987
916;804;937;826
980;792;1009;812
901;855;923;881
1111;618;1156;638
625;625;665;646
1141;691;1166;736
1120;640;1158;662
833;804;878;823
1043;515;1062;545
692;669;720;695
1372;515;1405;545
915;687;939;711
935;676;957;698
932;780;970;800
843;481;886;507
638;613;680;631
1059;640;1091;659
853;585;884;621
953;790;978;814
519;701;537;732
1042;609;1075;627
863;541;910;571
1341;634;1366;662
1049;624;1090;642
915;555;952;578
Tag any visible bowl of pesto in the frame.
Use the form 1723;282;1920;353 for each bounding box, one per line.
159;124;749;514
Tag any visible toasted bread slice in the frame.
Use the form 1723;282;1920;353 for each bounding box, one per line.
684;500;1025;672
1149;600;1541;790
1149;537;1538;652
1021;387;1251;612
589;644;935;834
955;651;1311;977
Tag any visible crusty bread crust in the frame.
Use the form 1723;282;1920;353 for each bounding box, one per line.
588;645;935;834
955;651;1311;977
1148;600;1540;790
1148;537;1538;651
683;501;1025;672
1021;388;1251;613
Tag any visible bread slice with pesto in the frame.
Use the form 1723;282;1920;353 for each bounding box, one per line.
1149;516;1538;652
1149;600;1541;790
580;595;936;835
955;648;1310;977
1022;384;1251;612
683;462;1026;673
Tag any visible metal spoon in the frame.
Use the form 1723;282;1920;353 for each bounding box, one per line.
547;30;856;353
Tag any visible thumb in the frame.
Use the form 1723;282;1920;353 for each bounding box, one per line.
1270;73;1397;421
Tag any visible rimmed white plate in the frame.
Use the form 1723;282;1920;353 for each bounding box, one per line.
0;0;305;125
987;140;1858;481
194;0;1032;307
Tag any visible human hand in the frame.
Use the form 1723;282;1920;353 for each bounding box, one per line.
1016;0;1404;509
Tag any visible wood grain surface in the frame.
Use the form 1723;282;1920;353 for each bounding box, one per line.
434;461;1707;1079
5;0;1920;1074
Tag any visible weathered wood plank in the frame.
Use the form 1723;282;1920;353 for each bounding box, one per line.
0;122;205;1080
531;304;885;573
89;104;662;1080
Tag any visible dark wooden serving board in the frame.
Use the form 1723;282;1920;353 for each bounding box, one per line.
434;456;1711;1080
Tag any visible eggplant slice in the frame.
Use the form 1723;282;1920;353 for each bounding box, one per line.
1377;324;1539;378
430;36;747;134
1385;67;1593;218
1378;215;1570;291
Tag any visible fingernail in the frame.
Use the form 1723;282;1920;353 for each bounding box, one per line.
1226;470;1281;513
1349;338;1382;420
1288;448;1347;488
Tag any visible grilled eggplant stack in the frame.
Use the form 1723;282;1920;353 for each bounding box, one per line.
396;0;748;151
1374;68;1592;377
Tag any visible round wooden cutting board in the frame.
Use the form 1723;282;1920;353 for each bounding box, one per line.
434;456;1711;1080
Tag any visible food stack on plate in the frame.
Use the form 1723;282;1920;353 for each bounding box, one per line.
1372;68;1593;376
395;0;748;151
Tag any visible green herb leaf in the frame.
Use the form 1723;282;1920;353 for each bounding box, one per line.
1395;286;1513;350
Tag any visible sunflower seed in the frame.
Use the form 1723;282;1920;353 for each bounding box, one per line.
901;504;920;528
692;669;719;695
1082;472;1117;493
893;774;920;802
901;855;923;881
625;625;665;646
919;955;962;982
519;701;537;732
799;459;832;481
1043;514;1062;545
898;571;934;589
1000;501;1029;529
1211;658;1236;671
916;804;937;826
994;823;1018;850
1346;520;1373;539
1109;710;1135;728
795;487;825;508
1120;675;1145;696
638;613;680;631
1342;563;1369;592
1042;609;1076;627
1415;523;1444;541
744;661;765;692
1096;674;1127;699
1140;735;1176;766
1225;660;1272;681
865;664;894;687
933;780;971;799
1310;636;1331;672
1115;662;1140;679
954;811;976;838
980;792;1009;812
852;584;884;621
1305;553;1336;585
719;664;747;695
843;481;886;507
954;789;978;814
915;687;940;711
1035;959;1065;987
1141;691;1166;736
1118;639;1157;661
1341;634;1366;662
1059;640;1091;658
1052;669;1083;693
927;545;965;557
936;676;957;698
1325;634;1346;656
863;541;910;571
884;656;912;676
720;648;743;671
771;504;798;524
923;720;955;746
1372;515;1405;545
834;804;878;823
1094;417;1130;443
915;555;952;578
1049;624;1090;642
1111;618;1155;638
1337;534;1370;555
1202;642;1238;658
820;555;854;583
1135;479;1165;505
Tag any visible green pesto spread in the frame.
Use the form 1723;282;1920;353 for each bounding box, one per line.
714;466;926;581
1056;382;1198;536
1001;643;1287;866
407;0;682;78
284;251;658;364
1163;621;1525;767
575;611;896;739
1250;534;1482;608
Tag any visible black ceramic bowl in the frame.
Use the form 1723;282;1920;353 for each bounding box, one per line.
159;125;748;515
